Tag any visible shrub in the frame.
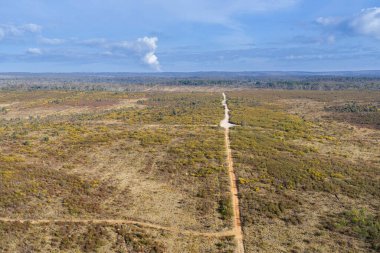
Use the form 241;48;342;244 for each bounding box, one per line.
324;209;380;250
218;195;233;220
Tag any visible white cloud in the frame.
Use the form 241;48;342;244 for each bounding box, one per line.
22;23;42;33
143;51;160;71
110;36;161;70
0;23;42;40
26;48;42;55
0;23;161;70
101;51;113;56
138;37;158;51
316;17;342;26
350;7;380;39
20;35;162;70
316;7;380;40
39;37;65;45
137;37;160;70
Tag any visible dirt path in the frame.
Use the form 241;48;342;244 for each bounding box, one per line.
0;217;235;238
220;92;245;253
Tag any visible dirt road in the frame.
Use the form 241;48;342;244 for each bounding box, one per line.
220;92;245;253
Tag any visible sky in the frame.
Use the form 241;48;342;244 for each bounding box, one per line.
0;0;379;72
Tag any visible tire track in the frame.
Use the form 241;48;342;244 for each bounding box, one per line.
0;217;235;238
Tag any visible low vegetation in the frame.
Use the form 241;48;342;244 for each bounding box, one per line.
0;221;236;252
0;88;378;252
0;90;231;252
323;208;380;251
228;90;380;252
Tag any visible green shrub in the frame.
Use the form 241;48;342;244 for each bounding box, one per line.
218;195;233;220
325;209;380;250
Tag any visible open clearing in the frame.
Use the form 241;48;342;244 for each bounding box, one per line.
1;89;379;252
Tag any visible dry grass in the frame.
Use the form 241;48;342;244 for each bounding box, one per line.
0;91;147;120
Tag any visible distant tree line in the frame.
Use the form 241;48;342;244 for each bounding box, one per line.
0;74;379;91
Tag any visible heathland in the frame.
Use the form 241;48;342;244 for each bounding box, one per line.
0;85;379;252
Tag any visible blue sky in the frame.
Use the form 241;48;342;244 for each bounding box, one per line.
0;0;379;72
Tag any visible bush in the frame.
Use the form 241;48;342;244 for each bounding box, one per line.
218;195;233;220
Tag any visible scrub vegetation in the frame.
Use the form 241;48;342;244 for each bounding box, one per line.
228;90;380;252
0;90;231;252
0;88;378;252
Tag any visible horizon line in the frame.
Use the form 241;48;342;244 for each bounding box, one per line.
1;70;380;74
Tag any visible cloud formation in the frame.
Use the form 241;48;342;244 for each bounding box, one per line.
22;23;42;33
39;37;65;45
316;7;380;40
350;7;380;39
0;22;161;71
137;37;160;70
0;23;41;40
315;17;342;26
2;2;378;72
26;48;42;55
109;36;161;70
